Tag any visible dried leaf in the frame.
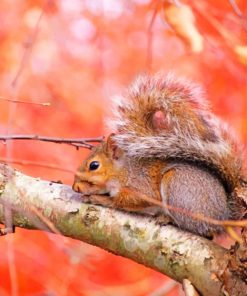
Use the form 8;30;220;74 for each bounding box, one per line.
234;45;247;66
163;3;204;53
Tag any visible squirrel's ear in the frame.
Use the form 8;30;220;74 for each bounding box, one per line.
152;110;168;130
106;134;123;160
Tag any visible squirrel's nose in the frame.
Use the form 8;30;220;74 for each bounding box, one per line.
72;182;80;192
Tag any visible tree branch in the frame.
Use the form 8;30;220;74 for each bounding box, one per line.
0;164;246;296
0;135;103;149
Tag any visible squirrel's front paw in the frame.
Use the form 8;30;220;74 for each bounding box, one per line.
154;214;172;226
81;194;114;208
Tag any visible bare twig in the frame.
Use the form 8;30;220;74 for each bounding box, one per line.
0;96;50;106
182;279;199;296
11;0;52;88
29;204;61;235
105;186;247;229
0;157;74;174
148;280;178;296
146;1;160;71
228;0;247;31
228;0;247;19
4;2;53;293
0;134;104;149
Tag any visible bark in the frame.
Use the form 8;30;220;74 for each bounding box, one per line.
0;164;246;296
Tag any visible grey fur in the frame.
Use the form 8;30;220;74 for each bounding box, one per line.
160;163;229;237
109;73;243;192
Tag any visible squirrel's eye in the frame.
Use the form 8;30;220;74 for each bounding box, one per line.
89;161;100;171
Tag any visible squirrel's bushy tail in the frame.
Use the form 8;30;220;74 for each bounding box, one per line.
109;73;243;192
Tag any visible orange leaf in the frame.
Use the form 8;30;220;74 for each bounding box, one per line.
234;45;247;66
163;3;204;53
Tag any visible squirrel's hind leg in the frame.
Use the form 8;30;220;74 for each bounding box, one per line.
160;163;229;238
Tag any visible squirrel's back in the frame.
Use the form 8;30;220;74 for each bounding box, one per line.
109;73;243;193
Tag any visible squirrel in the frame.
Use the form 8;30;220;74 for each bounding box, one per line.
73;73;246;238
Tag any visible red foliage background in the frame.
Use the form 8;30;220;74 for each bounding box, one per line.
0;0;246;295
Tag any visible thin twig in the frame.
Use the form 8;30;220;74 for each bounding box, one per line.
228;0;247;19
182;279;199;296
0;157;74;174
192;2;238;46
0;96;50;106
0;135;104;149
228;0;247;31
148;280;178;296
29;204;61;235
146;0;160;72
11;0;51;88
119;186;247;230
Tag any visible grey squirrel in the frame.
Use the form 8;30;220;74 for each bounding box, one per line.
73;73;246;238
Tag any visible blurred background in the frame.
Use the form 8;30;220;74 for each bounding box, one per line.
0;0;246;295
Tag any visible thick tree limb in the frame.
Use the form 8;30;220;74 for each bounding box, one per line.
0;164;246;296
